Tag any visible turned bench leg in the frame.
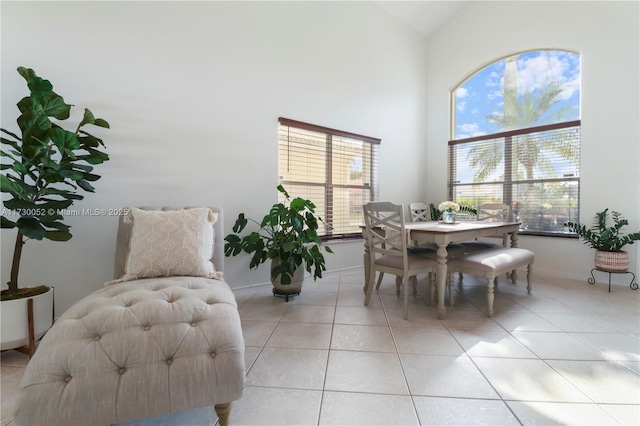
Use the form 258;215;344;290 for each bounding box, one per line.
486;273;496;317
215;403;232;426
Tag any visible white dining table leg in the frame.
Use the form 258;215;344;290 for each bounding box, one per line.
363;237;371;294
435;243;448;319
510;231;519;282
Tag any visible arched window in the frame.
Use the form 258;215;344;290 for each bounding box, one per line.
450;50;581;236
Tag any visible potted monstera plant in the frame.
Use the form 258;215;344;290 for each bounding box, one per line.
1;67;110;354
224;185;333;300
565;209;640;272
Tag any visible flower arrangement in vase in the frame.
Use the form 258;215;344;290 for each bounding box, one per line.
438;201;460;223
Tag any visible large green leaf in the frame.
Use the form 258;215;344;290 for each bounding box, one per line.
78;109;110;130
17;110;51;142
45;230;72;241
40;91;71;120
49;127;80;152
0;174;23;196
17;67;37;82
1;132;22;146
16;217;46;240
93;118;110;129
3;199;38;212
76;179;95;192
57;169;84;180
77;134;100;148
79;172;100;182
25;74;53;98
1;216;17;229
77;147;109;164
232;214;248;233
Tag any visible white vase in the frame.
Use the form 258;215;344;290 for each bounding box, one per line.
442;210;456;223
270;258;304;301
1;287;54;351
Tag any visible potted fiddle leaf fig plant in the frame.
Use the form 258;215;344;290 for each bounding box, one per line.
1;66;110;353
565;209;640;272
224;185;333;300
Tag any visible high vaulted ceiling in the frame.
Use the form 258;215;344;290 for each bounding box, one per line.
375;1;467;38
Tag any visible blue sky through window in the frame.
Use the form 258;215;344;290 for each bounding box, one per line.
454;50;580;139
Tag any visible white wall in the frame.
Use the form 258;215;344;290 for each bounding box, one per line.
1;1;430;313
4;1;638;315
424;1;640;281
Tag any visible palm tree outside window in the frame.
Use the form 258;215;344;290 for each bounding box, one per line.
450;50;581;236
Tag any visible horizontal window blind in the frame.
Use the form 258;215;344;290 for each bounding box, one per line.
449;120;581;236
278;117;380;239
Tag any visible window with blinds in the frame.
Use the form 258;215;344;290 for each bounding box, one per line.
451;50;581;237
449;121;581;235
278;117;380;239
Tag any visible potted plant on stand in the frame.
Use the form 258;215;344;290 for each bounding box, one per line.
1;67;110;355
224;185;333;301
565;209;640;272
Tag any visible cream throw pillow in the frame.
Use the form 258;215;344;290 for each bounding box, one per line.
118;207;219;282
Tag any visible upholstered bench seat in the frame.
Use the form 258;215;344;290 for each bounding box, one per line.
14;206;245;426
447;247;534;316
14;277;245;426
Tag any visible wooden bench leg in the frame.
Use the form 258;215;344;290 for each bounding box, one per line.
215;403;232;426
428;272;435;303
527;264;533;293
486;273;496;316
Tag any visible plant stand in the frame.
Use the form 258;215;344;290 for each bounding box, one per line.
272;288;300;302
13;287;55;358
588;268;638;292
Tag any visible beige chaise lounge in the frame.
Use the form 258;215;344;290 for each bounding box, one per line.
14;207;245;426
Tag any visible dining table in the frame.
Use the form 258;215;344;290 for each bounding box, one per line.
363;220;522;319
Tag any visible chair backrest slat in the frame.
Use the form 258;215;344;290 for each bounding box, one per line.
363;202;407;258
477;203;511;222
409;202;430;222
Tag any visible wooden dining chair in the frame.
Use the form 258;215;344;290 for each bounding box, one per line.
460;203;512;253
362;202;438;320
409;202;430;222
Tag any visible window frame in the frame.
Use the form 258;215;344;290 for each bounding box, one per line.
449;50;581;237
278;117;380;240
448;120;581;237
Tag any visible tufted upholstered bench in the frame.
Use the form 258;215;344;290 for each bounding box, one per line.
14;207;245;426
446;247;534;316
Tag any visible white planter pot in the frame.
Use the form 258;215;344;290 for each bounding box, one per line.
1;287;54;351
270;258;304;299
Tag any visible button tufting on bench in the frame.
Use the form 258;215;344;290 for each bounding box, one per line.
14;276;245;426
447;247;534;316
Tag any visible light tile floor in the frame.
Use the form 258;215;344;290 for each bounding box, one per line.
2;269;639;425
